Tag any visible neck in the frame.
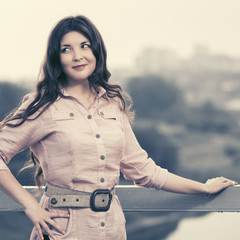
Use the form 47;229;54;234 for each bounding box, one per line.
65;80;92;96
64;81;98;109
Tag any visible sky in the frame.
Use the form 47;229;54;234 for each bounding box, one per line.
0;0;240;82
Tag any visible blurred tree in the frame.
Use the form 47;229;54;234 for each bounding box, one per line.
133;126;178;172
0;81;34;185
0;81;29;121
127;75;187;124
224;144;240;166
185;101;237;134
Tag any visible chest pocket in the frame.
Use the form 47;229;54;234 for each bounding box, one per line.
97;109;117;120
97;108;124;157
52;111;76;121
97;109;122;132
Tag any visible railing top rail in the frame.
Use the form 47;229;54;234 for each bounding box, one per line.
1;185;240;212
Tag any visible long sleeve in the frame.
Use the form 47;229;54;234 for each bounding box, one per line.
0;93;45;170
120;113;168;190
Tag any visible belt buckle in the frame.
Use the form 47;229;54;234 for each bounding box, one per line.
90;189;112;212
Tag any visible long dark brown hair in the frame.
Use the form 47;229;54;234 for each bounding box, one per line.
1;15;133;190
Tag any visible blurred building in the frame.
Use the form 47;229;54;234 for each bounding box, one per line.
115;45;240;112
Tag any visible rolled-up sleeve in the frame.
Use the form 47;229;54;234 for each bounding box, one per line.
0;93;44;170
120;113;168;190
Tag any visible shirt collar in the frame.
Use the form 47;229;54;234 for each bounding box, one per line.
97;86;107;99
60;86;107;99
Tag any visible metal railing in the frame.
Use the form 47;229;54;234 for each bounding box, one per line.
1;185;240;212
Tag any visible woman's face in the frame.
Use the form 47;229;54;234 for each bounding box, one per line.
60;31;96;86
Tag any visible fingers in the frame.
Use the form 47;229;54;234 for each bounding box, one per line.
46;218;66;236
34;224;44;240
222;179;238;187
33;211;70;240
40;220;57;240
219;177;237;185
206;176;238;195
43;212;70;238
25;203;70;240
49;212;70;218
207;177;237;185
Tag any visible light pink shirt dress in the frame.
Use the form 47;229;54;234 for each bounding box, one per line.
0;87;168;240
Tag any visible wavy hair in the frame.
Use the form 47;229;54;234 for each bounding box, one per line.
1;15;133;191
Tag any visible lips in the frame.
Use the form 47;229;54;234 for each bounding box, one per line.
72;64;87;70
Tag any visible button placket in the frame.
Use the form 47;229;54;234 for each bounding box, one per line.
99;212;106;240
97;138;106;184
86;110;107;186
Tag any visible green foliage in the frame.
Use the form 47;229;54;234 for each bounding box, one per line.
133;126;178;172
185;102;237;134
127;75;187;123
224;144;240;166
127;75;237;134
0;81;34;185
0;82;29;121
126;75;182;172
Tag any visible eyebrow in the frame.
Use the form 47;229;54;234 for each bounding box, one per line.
60;41;90;47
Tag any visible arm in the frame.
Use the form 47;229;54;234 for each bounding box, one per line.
0;94;68;239
120;112;168;189
162;172;237;195
0;170;69;240
120;112;237;194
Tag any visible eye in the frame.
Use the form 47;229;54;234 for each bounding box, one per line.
61;47;71;53
81;43;91;49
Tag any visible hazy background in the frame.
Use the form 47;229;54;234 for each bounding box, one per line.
1;0;240;239
1;0;240;81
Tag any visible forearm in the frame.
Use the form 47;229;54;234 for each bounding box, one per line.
0;169;39;209
162;172;209;195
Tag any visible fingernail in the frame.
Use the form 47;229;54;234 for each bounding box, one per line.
62;230;66;234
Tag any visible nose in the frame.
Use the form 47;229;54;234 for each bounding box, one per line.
73;49;83;61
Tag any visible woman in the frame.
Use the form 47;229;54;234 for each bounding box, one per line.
0;15;237;240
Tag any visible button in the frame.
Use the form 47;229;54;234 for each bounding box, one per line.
100;155;105;160
87;115;92;119
51;197;58;205
100;178;105;183
100;111;104;116
69;112;74;117
101;222;105;227
96;134;101;138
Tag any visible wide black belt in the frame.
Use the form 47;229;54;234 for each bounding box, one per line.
44;182;115;212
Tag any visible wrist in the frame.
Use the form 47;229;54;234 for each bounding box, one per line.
203;184;211;197
21;193;39;210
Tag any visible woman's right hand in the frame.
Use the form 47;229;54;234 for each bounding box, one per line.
0;170;69;240
24;202;69;240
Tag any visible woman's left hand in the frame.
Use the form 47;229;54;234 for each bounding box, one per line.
205;177;238;195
